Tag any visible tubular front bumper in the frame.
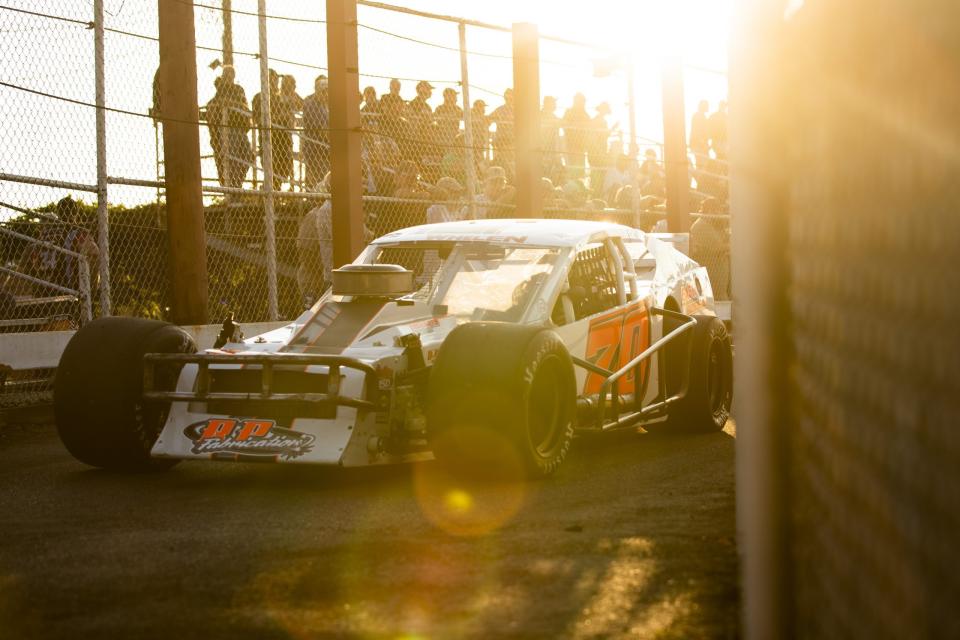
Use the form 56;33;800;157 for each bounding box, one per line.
142;352;378;412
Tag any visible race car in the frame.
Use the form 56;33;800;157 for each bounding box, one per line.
54;219;733;477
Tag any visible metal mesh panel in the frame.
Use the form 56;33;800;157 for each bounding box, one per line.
1;1;732;408
782;2;960;637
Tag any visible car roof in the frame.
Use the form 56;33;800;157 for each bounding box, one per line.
373;218;645;248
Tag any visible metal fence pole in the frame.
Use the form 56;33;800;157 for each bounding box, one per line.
458;21;477;218
257;0;279;321
78;258;93;323
93;0;111;315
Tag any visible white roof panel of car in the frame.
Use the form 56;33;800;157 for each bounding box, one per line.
373;218;645;248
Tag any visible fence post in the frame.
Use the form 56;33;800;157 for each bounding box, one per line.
458;22;477;218
511;22;542;218
93;0;111;315
257;0;279;320
326;0;365;269
158;0;209;324
661;56;690;233
222;0;234;67
78;258;93;323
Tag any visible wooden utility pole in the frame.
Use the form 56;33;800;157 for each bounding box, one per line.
511;22;542;218
326;0;364;269
158;0;208;323
662;56;690;233
222;0;234;67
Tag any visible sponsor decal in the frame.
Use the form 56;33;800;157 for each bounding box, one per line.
184;418;315;460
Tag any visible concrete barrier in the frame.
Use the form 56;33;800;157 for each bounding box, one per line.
0;321;287;371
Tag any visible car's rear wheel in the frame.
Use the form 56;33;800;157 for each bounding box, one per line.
55;317;196;471
664;315;733;432
427;323;576;477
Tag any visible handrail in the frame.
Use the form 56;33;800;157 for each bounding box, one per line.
0;228;92;322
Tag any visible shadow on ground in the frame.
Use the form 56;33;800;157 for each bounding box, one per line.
0;422;738;639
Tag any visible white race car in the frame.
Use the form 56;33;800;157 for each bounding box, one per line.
55;219;733;476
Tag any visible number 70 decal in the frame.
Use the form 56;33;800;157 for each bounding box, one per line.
583;301;651;395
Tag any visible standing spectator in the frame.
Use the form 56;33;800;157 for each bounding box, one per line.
302;75;330;191
361;85;379;130
408;81;438;173
379;78;405;117
588;102;612;196
709;100;728;160
252;70;281;185
541;96;562;184
205;76;226;185
215;67;253;188
434;87;463;148
470;99;489;166
490;89;515;179
562;93;591;177
272;75;303;190
689;100;711;167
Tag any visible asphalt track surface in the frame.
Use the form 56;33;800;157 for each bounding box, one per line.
0;418;738;639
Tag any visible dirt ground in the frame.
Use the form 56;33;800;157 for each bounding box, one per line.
0;419;738;639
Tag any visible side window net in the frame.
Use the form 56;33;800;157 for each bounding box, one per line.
568;245;619;319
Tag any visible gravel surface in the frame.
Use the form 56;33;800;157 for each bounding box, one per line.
0;420;739;639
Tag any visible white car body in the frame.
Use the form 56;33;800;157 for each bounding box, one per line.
150;219;716;467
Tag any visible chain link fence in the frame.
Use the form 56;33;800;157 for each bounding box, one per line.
0;0;729;404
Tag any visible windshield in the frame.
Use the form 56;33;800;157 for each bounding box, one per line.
368;243;560;321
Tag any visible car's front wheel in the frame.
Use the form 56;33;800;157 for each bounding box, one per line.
54;317;196;471
427;323;576;477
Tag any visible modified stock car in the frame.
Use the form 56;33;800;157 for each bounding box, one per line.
54;219;733;477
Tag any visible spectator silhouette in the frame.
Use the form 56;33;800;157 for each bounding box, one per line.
689;100;711;167
302;74;330;191
272;75;303;190
490;89;515;179
563;93;590;177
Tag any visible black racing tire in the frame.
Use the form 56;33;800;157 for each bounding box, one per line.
54;317;196;471
427;322;576;478
665;315;733;433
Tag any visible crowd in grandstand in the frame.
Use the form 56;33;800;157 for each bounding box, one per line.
201;67;730;303
202;67;730;211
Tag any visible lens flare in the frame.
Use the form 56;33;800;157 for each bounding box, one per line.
413;426;530;537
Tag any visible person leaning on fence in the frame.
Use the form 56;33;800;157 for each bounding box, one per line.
206;66;253;189
690;196;730;299
297;173;376;306
302;75;330;190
